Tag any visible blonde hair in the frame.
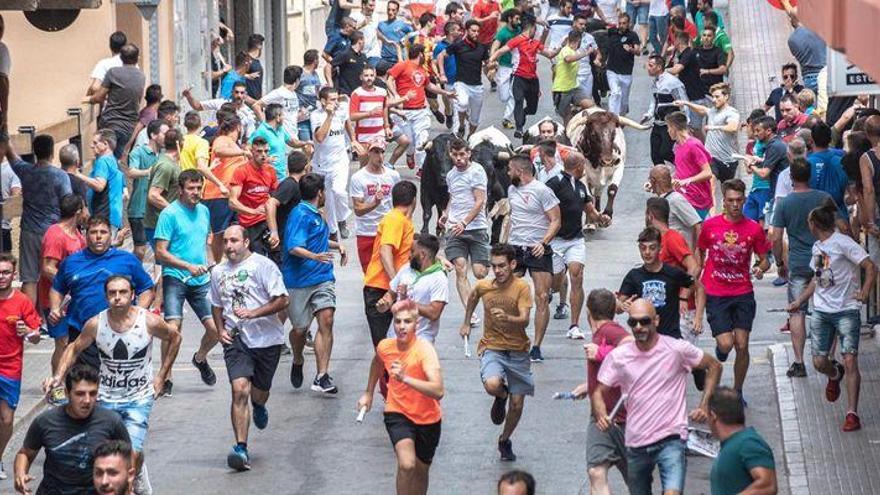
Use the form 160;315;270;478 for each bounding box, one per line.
797;88;816;110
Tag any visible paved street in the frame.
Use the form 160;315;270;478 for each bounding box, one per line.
10;59;796;495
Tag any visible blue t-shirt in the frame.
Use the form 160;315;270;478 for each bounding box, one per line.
433;40;457;83
282;202;334;288
324;30;351;59
126;145;159;219
808;148;848;220
10;159;72;234
154;201;211;285
249;122;291;181
296;70;322;118
378;19;413;62
89;154;125;228
219;71;246;100
52;247;154;331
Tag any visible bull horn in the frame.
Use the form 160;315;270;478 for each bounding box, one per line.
423;141;433;151
497;151;510;160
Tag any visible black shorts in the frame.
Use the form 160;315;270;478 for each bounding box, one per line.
223;335;283;391
512;244;553;276
128;217;147;246
204;198;236;234
706;292;757;336
384;412;441;465
650;125;675;165
710;158;738;182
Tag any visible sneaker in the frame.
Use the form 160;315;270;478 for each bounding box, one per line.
456;126;466;139
491;81;498;92
161;379;174;398
406;155;416;170
842;412;861;432
714;346;729;363
692;368;706;391
338;222;351;240
513;130;523;139
491;388;508;425
415;168;422;179
227;445;251;471
566;325;586;340
48;386;68;406
0;461;7;480
502;119;514;129
432;109;446;124
470;314;481;327
772;276;788;287
498;438;517;461
553;303;569;320
290;362;304;389
252;402;269;430
779;320;791;333
786;362;807;378
311;373;338;394
192;354;217;386
529;346;544;362
134;462;152;495
281;345;292;356
445;115;454;130
825;361;845;402
305;331;315;350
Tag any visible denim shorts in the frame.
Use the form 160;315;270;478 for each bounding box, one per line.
787;274;812;314
480;349;534;396
626;435;687;495
100;397;155;452
810;309;861;356
626;1;650;24
162;276;213;321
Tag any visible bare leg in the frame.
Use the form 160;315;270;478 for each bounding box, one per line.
0;400;13;461
842;353;861;412
733;329;751;391
789;312;807;364
230;378;251;443
588;464;611;495
568;262;585;327
196;317;220;362
314;308;335;375
453;258;471;307
211;235;225;265
394;439;420;495
51;336;69;374
133;244;147;262
532;272;552;346
250;387;270;407
390;135;411;166
500;395;524;441
413;459;430;495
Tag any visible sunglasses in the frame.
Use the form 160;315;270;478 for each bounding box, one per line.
627;317;653;328
782;74;797;80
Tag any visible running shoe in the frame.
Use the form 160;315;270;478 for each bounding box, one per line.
491;388;508;425
843;412;861;432
566;325;586;340
529;346;544;362
252;402;269;430
456;127;466;139
779;320;790;333
786;362;807;378
445;115;454;130
227;445;251;471
311;373;338;394
470;314;481;327
498;438;517;461
553;303;569;320
192;354;217;386
502;119;514;129
714;346;729;363
39;325;49;338
406;155;416;170
513;130;523;139
290;362;304;389
772;276;788;287
0;461;7;480
825;361;845;402
490;81;498;92
48;386;68;406
161;380;173;398
280;345;292;356
134;463;152;495
432;109;446;124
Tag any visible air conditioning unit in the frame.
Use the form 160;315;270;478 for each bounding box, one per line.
0;1;102;32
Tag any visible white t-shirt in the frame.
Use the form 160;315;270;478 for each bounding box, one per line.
201;99;258;140
774;168;793;200
351;11;382;59
90;54;122;81
508;179;560;246
578;32;598;81
310;107;351;171
546;14;574;51
649;0;669;17
349;166;401;236
261;86;301;139
810;232;869;313
386;265;449;342
209;253;288;348
1;161;21;230
536;162;563;183
0;42;11;76
446;163;489;231
596;0;619;21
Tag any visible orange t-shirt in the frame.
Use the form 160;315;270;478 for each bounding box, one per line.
364;208;414;290
203;135;247;200
378;337;442;425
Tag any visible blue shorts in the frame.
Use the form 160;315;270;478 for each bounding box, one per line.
47;315;70;339
626;1;650;24
480;349;534;396
811;309;861;356
0;375;21;409
204;198;235;234
162;276;213;321
626;435;687;494
298;121;313;142
787;274;811;314
706;292;757;336
744;188;772;222
100;397;154;452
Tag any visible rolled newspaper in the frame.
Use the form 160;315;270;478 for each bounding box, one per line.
464;335;471;358
356;406;367;423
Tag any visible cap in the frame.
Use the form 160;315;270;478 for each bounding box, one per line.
368;138;386;151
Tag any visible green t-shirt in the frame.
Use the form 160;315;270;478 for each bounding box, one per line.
126;145;158;219
553;46;579;92
501;0;515;10
715;29;732;54
143;154;181;229
495;25;521;68
710;427;776;495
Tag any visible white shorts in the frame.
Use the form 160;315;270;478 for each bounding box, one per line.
453;81;485;125
551;237;587;274
392;108;431;168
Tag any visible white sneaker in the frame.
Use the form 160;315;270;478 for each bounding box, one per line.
470;314;481;327
0;461;7;480
566;326;586;340
134;462;153;495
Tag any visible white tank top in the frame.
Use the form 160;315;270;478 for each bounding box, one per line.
95;307;153;403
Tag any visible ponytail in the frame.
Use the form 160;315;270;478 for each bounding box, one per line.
807;199;838;232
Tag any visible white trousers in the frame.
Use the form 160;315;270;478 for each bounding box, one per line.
495;66;515;121
607;70;633;116
316;159;351;233
454;81;485;126
395;108;432;170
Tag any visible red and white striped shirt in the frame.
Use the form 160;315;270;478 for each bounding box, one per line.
349;86;387;143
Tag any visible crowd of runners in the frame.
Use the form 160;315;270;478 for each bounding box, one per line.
0;0;877;493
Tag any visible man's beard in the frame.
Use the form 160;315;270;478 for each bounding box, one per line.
510;176;521;187
410;256;421;271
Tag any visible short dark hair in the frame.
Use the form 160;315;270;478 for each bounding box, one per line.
418;12;436;27
0;252;16;270
247;33;265;50
146;119;166;140
703;9;719;26
637;226;661;244
304;49;319;65
415;233;440;258
234;51;251;68
60;194;84;219
538;140;556;158
283;65;303;85
645;197;670;224
350;31;365;44
746;108;767;124
445;1;463;15
109;31;127;53
779;94;798;107
183;111;201;132
232;81;247;92
465;19;480;31
671;15;685;29
158;100;180;120
164;128;183;151
319;86;337;100
288;151;309;174
144;84;163;105
755;115;778;134
391;180;418;207
790;157;811;183
96;129;117;151
65;363;99;392
119;44;139;64
444;20;462;35
709;386;746;425
299;173;325;201
647;54;666;68
809;121;832;150
782;62;798;75
219;115;241;134
586;288;617;321
490;243;516;262
449;137;468;152
675;31;691;45
498;470;535;495
33;134;54;161
178;169;205;188
94;440;133;466
664;111;688;130
567;30;582;44
408;43;424;60
721;178;747;195
500;8;521;23
265;103;283;122
87;215;112;231
103;274;134;294
251;136;269;148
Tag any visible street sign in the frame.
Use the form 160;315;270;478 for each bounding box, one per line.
828;48;880;97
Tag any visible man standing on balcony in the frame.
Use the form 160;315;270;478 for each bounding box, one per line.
87;44;146;160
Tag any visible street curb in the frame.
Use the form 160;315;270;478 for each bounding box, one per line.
768;344;811;495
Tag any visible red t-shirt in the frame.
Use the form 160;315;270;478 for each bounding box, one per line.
230;161;279;227
0;290;42;380
587;321;629;423
472;0;501;45
507;34;544;79
661;229;696;309
388;60;430;110
667;19;698;45
38;224;86;310
698;214;771;297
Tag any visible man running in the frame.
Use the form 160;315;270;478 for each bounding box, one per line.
283;174;348;394
229;137;280;257
349;65;411;167
504;155;561;362
605;13;641;116
439;138;490;322
644;54;688;167
460;244;534;462
350;139;401;271
490;9;523;130
441;20;491;138
46;275;181;493
696;179;771;402
210;225;290;470
357;299;444;495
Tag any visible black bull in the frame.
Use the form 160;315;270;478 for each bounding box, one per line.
420;133;510;243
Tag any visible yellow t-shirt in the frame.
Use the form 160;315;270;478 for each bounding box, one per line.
553;45;580;93
474;277;533;354
180;133;210;171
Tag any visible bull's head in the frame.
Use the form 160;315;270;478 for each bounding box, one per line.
581;112;622;168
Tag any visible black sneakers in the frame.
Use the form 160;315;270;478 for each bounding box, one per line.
192;353;217;386
498;438;517;461
491;390;508;425
290;362;304;389
161;379;173;398
311;373;338;394
786;362;807;378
